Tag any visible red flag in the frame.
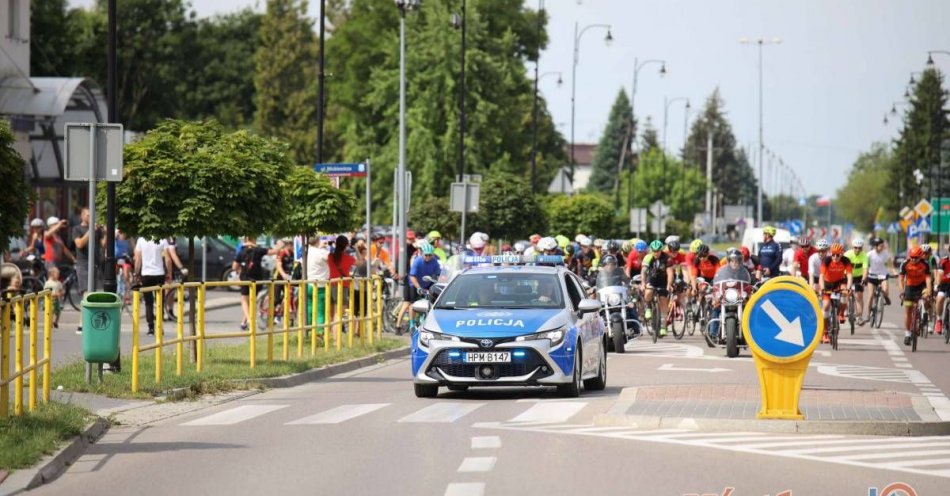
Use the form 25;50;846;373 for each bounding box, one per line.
815;196;831;207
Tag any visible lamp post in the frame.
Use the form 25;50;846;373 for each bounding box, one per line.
451;0;467;182
926;50;950;67
740;37;782;228
662;96;689;200
395;0;419;281
679;101;691;213
570;22;613;192
531;69;563;194
627;57;665;210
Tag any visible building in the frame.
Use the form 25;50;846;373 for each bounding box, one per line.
548;143;595;194
0;0;108;220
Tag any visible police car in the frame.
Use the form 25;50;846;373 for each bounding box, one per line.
410;256;607;398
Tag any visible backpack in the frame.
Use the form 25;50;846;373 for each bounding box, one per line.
243;246;267;281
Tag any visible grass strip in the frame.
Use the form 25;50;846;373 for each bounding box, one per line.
51;336;406;400
0;402;92;471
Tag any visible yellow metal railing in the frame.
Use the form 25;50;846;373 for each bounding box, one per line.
0;291;53;417
130;277;384;393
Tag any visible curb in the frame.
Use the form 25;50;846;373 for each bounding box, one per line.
1;417;111;495
593;387;950;437
229;347;411;389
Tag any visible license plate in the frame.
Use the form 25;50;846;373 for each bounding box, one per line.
464;352;511;363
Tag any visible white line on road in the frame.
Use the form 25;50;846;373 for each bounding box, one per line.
784;441;950;455
285;403;389;424
837;449;950;462
182;405;287;426
508;401;587;423
444;482;485;496
457;457;497;473
398;402;485;423
471;436;501;449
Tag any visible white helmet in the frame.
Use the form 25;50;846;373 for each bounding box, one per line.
46;216;60;227
851;238;864;249
538;237;558;251
513;241;528;254
665;235;680;245
469;232;487;249
30;218;44;228
815;239;830;250
576;235;592;247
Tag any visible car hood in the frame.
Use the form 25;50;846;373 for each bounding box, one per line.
426;308;565;337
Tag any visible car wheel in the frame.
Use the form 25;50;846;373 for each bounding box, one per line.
414;383;439;398
583;346;607;391
446;385;469;392
557;344;582;398
221;268;241;292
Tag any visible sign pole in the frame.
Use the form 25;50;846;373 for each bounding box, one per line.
460;184;468;250
87;125;96;294
366;159;372;277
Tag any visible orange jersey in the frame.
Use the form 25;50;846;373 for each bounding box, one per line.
821;256;852;283
691;255;720;280
900;259;930;287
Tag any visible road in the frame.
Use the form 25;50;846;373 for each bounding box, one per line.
23;301;950;495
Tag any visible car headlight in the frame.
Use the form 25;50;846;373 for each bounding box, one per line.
607;293;622;306
724;288;740;304
515;327;566;346
419;329;459;347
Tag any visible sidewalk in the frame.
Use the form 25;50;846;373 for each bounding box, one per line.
595;384;950;436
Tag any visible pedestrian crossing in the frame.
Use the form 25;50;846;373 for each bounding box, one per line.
474;421;950;479
815;364;927;384
617;341;705;358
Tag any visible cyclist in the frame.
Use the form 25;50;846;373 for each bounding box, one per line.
780;237;799;276
426;231;448;261
523;234;542;257
738;246;758;275
370;233;396;276
808;239;830;292
666;239;689;311
463;232;490;257
757;225;782;280
844;238;869;325
690;244;720;294
408;243;441;320
640;240;675;337
922;243;939;324
818;242;854;344
866;237;892;308
572;235;595;278
626;239;648;279
935;244;950;335
791;236;814;280
899;245;932;346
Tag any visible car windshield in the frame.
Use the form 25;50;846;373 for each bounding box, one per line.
436;273;562;309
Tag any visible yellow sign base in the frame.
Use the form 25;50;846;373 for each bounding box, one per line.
753;353;812;420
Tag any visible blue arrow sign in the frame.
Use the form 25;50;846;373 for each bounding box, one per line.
746;289;821;360
313;162;367;177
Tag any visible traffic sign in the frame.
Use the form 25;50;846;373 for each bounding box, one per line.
629;208;648;233
915;199;934;218
649;200;670;218
900;206;914;220
313;162;367;177
65;123;124;182
917;216;931;233
887;223;899;234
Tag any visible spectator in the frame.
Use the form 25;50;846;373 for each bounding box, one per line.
306;235;330;328
43;217;74;270
44;266;64;328
370;233;395;276
352;240;377;337
23;218;46;260
234;237;275;331
134;237;173;336
393;230;419;334
327;235;356;329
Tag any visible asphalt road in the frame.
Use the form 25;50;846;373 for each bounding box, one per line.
22;300;950;495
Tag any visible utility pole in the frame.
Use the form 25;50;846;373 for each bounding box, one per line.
104;0;117;295
317;0;327;164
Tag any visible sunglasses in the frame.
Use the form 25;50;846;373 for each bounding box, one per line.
831;254;842;258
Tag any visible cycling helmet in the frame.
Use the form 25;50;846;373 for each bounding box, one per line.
923;243;934;254
797;236;809;247
689;239;703;253
555;235;570;249
763;225;777;237
851;238;864;249
740;246;751;259
565;244;576;255
419;242;435;255
829;243;844;255
621;240;634;253
469;232;486;249
870;237;883;247
513;241;528;254
46;216;60;227
635;240;648;252
667;240;681;252
577;235;592;247
649;240;664;252
30;218;44;228
726;247;742;261
427;230;442;241
605;240;620;253
601;255;618;266
665;235;680;245
538;237;557;251
815;238;830;250
696;244;710;257
909;246;923;259
593;238;605;248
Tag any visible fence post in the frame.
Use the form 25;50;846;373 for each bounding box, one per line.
249;282;257;368
282;280;290;361
376;277;383;341
155;288;163;385
311;280;319;356
297;280;305;358
1;303;9;416
43;292;52;403
361;278;368;347
176;285;184;376
29;296;38;411
14;299;23;415
348;278;355;349
323;281;331;352
267;281;275;363
197;284;205;372
336;280;343;351
132;290;140;393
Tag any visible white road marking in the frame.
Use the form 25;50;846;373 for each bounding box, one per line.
784;441;950;455
286;403;389;424
471;436;501;449
398;402;485;423
837;449;950;461
444;482;485;496
508;401;587;423
457;456;496;473
182;405;287;426
896;363;913;368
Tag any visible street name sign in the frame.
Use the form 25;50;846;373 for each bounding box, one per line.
313;162;367;177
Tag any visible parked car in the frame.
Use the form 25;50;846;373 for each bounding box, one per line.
167;237;240;289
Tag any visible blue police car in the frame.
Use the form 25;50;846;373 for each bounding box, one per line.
410;256;607;398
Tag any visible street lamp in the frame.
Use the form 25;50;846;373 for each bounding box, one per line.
570;22;613;192
394;0;420;281
530;69;563;193
627;57;665;210
927;50;950;67
451;0;467;183
740;36;782;228
662;96;689;200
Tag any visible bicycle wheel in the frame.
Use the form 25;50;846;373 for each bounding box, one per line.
921;306;930;339
66;278;82;311
670;303;685;340
650;301;660;344
848;294;856;335
872;290;885;328
256;291;271;328
830;311;839;351
684;308;695;336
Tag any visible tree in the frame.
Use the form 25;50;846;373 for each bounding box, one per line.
588;89;633;195
254;0;318;164
410;197;461;241
547;194;613;236
624;149;704;236
639;117;659;155
29;0;83;77
273;167;360;237
475;173;546;242
682;89;758;208
836;143;894;231
0;121;29;251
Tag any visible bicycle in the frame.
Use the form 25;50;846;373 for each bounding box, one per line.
866;275;890;329
666;281;688;340
162;268;188;322
59;264;83;311
827;290;842;351
909;294;929;352
256;280;299;328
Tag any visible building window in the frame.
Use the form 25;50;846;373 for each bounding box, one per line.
8;0;19;39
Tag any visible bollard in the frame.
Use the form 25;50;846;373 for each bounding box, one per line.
43;292;52;403
177;285;184;376
1;303;9;416
376;278;383;341
282;280;290;361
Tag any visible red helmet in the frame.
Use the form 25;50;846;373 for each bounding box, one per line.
830;243;844;255
740;246;750;260
909;246;923;259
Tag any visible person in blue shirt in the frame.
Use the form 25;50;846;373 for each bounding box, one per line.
756;225;782;280
409;242;442;303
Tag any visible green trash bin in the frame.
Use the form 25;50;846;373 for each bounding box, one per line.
82;292;122;363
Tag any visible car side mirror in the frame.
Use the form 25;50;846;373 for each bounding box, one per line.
578;298;601;315
428;283;445;303
411;299;431;315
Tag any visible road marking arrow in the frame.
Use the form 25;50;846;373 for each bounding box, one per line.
658;363;730;373
761;299;804;346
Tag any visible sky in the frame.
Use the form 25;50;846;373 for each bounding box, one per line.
68;0;950;198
